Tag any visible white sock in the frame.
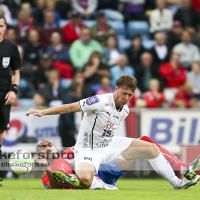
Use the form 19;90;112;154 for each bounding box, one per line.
180;165;187;176
148;153;182;187
89;176;105;189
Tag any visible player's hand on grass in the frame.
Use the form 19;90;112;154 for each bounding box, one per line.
5;91;16;105
34;156;49;167
25;108;43;117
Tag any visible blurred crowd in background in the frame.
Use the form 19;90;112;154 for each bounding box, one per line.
1;0;200;110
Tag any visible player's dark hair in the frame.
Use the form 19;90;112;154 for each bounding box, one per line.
116;74;137;91
0;15;6;24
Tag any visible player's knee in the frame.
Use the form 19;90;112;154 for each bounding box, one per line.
147;143;160;158
76;172;93;189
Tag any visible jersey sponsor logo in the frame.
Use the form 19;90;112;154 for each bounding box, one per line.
106;112;111;117
2;57;10;68
83;132;91;148
100;120;119;138
102;120;119;131
86;96;99;106
96;139;110;147
84;157;92;161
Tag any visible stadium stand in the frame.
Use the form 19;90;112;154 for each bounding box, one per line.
107;20;126;36
82;20;96;28
59;19;69;28
2;0;199;111
118;38;131;52
142;39;156;50
127;21;149;38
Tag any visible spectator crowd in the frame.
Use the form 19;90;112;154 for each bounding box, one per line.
2;0;200;110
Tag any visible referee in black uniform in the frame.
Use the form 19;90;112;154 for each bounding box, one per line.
0;16;21;183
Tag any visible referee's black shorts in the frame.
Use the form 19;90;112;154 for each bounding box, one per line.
0;90;11;131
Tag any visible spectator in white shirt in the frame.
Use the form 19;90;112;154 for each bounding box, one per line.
150;32;170;68
187;62;200;99
72;0;97;19
150;0;173;34
0;1;13;25
104;35;121;66
173;30;200;70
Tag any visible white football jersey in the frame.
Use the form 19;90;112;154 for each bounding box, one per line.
75;93;129;149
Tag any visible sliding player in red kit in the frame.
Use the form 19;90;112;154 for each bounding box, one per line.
35;137;200;189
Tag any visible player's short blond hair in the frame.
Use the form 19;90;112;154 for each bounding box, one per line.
116;74;137;91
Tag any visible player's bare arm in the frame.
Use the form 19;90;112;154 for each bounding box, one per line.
5;70;20;105
34;156;61;189
26;102;81;117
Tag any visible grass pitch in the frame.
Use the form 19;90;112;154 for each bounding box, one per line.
0;178;199;200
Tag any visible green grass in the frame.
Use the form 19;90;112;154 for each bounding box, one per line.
0;178;199;200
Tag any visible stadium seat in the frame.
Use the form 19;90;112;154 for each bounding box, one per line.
141;34;150;41
142;40;156;50
19;79;28;89
90;84;101;93
107;20;126;36
83;20;96;27
118;38;131;51
127;21;150;38
117;35;126;39
60;78;72;89
60;20;69;28
12;19;17;26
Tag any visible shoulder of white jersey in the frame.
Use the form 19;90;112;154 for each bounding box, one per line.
123;105;129;115
86;94;106;105
101;93;115;107
79;94;106;113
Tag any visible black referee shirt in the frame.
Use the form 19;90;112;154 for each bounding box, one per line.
0;39;21;90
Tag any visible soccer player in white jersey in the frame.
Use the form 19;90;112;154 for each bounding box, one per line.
26;74;199;190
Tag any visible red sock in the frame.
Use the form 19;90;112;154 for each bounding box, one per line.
140;136;188;171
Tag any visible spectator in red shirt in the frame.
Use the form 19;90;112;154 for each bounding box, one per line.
159;53;187;89
143;79;167;108
17;9;35;39
128;95;138;108
63;11;86;46
192;0;200;12
172;82;195;108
